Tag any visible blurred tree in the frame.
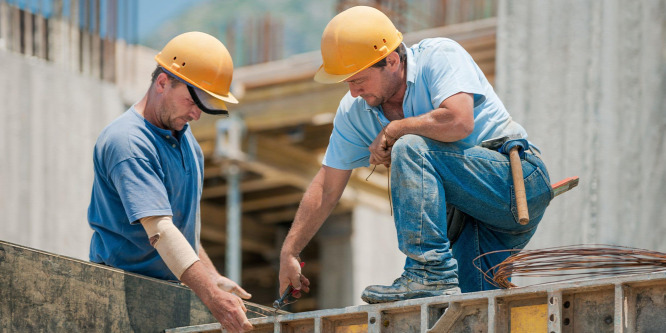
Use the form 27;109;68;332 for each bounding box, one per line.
144;0;336;66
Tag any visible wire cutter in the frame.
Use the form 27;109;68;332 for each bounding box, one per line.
273;262;305;312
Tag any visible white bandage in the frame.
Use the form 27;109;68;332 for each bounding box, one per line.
141;216;200;279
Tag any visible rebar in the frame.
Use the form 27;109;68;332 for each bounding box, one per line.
473;244;666;289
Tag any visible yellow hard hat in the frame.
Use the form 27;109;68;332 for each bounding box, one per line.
155;31;237;112
314;6;403;84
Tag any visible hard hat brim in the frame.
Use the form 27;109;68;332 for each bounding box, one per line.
314;65;357;84
203;88;238;104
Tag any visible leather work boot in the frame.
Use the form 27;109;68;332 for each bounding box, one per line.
361;275;461;304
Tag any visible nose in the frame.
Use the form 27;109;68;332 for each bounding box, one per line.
348;83;362;98
191;106;202;121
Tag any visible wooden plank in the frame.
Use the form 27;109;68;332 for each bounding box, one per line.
202;178;289;200
241;192;304;213
200;226;274;256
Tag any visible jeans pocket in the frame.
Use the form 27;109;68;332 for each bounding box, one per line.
510;168;553;225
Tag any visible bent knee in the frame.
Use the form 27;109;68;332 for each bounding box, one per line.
392;135;461;157
392;134;427;155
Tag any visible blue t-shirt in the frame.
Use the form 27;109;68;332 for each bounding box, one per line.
88;107;203;281
322;38;528;170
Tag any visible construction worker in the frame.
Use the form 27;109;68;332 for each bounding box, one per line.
279;6;553;303
87;32;253;332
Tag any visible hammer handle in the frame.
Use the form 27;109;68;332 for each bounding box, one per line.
509;146;529;225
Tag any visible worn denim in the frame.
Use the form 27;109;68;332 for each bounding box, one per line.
390;134;553;292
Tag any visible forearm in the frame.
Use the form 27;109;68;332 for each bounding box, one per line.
180;260;218;301
198;245;220;278
384;92;475;144
386;108;473;143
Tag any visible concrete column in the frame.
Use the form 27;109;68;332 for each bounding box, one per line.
496;0;666;252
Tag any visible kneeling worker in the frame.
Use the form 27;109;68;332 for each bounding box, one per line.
279;6;553;303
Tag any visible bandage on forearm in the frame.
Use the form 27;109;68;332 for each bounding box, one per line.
140;216;200;279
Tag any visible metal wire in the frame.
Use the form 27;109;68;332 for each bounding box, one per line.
473;244;666;289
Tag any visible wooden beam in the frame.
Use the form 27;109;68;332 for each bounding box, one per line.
241;192;303;213
202;178;289;199
200;202;276;241
199;226;275;256
253;207;299;224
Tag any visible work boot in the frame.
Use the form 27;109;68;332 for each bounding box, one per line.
361;275;461;304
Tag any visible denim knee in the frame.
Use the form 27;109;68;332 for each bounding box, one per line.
392;135;464;162
392;134;426;156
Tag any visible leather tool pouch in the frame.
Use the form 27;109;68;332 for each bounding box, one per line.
446;203;469;245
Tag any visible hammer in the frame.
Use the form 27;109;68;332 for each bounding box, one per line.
481;135;530;225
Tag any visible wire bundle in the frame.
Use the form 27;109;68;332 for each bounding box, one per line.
474;245;666;289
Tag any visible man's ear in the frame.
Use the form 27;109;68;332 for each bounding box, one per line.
386;52;400;70
155;72;169;93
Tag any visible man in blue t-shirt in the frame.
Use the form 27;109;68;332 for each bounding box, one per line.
279;6;553;303
88;32;253;332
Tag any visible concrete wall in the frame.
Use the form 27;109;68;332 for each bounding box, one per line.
351;204;404;305
319;203;404;308
0;50;124;260
496;0;666;250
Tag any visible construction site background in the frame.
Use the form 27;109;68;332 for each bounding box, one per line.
1;0;665;315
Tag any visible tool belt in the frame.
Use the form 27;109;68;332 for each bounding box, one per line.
447;139;538;245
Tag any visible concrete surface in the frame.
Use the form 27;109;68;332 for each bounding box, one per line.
0;50;124;260
496;0;666;252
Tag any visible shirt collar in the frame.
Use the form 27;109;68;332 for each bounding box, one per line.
405;42;416;84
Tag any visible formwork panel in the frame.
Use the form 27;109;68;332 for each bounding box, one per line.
248;323;274;333
634;284;666;333
321;313;368;332
165;272;666;333
454;304;489;333
501;295;547;333
570;289;614;333
379;306;421;332
281;318;315;332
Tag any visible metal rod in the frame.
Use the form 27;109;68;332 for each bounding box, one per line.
226;163;241;283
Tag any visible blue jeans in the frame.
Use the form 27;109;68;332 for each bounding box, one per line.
390;135;553;292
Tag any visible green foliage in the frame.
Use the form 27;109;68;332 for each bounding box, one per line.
144;0;336;66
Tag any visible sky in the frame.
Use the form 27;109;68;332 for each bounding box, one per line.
135;0;205;42
7;0;203;43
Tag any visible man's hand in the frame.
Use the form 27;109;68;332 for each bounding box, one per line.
279;254;310;298
215;275;252;299
181;261;252;332
369;129;394;167
204;289;253;333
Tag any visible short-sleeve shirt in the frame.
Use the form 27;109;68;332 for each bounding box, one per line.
322;38;528;170
88;107;203;281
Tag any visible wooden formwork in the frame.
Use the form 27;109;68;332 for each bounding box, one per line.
0;240;282;332
167;271;666;333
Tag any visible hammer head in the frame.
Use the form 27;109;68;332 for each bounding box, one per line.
480;134;523;151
